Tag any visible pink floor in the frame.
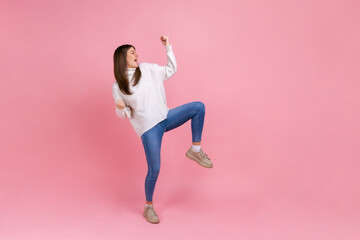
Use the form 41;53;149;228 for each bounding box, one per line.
1;138;359;239
2;185;359;240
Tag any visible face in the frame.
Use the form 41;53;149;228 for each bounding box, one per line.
126;47;139;68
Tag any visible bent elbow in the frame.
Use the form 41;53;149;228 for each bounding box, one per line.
115;107;131;119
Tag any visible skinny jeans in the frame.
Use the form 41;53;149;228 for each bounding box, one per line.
140;101;205;202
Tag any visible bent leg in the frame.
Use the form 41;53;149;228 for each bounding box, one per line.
165;101;205;142
141;122;165;202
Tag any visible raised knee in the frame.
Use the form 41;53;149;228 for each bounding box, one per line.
195;101;205;113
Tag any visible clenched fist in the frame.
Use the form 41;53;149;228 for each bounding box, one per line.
160;35;170;46
116;99;126;109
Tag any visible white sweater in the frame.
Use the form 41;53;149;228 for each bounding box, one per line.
112;44;177;138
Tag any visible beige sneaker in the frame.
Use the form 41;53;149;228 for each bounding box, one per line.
186;147;213;168
143;204;160;224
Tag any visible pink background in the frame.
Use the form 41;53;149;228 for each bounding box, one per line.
1;0;359;239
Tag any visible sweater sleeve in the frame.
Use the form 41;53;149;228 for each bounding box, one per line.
112;82;132;119
157;44;177;81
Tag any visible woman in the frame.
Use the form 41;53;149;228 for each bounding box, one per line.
112;35;213;224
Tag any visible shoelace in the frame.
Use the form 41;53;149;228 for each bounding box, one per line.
199;150;210;160
146;206;158;217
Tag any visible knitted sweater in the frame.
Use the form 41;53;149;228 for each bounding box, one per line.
112;44;177;138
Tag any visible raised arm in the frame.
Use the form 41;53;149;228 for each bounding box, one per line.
158;36;177;81
112;82;132;119
162;44;177;81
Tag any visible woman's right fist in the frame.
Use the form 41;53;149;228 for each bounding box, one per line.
116;99;126;109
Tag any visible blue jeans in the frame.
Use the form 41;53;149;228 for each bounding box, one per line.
140;101;205;202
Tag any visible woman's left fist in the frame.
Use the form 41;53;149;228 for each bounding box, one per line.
160;35;170;46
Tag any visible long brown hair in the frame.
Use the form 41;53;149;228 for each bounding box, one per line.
113;44;142;95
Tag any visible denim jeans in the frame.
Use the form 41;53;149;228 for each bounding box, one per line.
140;101;205;202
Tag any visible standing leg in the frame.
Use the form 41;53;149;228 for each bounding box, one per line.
141;121;165;224
141;121;165;203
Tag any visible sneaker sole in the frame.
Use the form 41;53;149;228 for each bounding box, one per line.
143;212;160;224
186;151;213;168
